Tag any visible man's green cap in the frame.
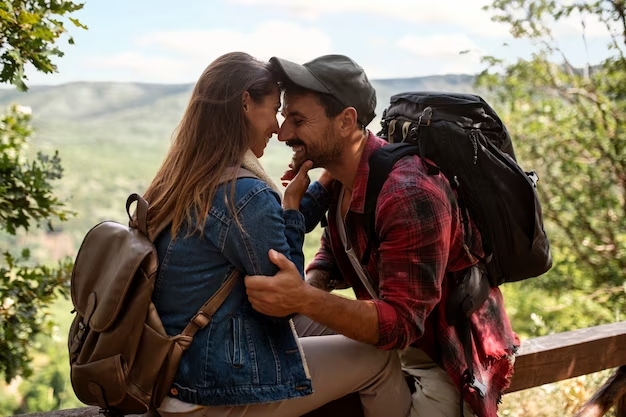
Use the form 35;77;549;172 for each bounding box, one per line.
270;54;377;126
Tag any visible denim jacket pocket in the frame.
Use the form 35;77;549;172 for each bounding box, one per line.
226;314;245;368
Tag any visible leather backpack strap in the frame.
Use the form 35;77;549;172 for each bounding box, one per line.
126;193;149;235
176;268;241;351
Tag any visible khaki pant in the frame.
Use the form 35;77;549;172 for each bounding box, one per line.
158;315;411;417
401;347;476;417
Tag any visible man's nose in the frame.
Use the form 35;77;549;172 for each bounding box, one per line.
278;123;293;142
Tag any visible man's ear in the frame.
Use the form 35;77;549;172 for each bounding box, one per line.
242;91;251;112
338;107;358;134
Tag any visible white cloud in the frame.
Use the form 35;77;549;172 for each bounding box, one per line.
80;21;333;83
552;13;616;38
398;34;485;60
396;34;487;75
83;52;193;83
228;0;510;37
135;21;332;64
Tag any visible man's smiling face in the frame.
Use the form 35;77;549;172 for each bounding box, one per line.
278;91;343;172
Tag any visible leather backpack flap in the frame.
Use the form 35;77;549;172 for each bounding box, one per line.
71;220;158;335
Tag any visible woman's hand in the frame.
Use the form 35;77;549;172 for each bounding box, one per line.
282;161;312;210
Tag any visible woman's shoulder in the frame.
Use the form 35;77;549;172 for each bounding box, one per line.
220;177;282;212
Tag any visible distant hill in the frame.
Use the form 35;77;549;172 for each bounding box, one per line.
0;74;482;261
0;73;479;126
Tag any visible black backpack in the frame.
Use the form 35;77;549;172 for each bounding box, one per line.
366;91;552;287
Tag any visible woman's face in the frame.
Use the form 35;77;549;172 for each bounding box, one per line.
245;85;281;158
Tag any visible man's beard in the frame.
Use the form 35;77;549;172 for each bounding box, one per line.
288;127;341;172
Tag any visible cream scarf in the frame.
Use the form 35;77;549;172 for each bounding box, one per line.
241;149;283;198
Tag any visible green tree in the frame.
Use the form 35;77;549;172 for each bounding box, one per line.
1;0;86;91
479;0;625;335
0;0;85;384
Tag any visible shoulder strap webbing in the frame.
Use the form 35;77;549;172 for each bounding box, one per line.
360;143;421;265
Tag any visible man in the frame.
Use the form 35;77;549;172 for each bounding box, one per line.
244;54;519;417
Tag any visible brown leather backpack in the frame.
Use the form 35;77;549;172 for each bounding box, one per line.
68;170;255;416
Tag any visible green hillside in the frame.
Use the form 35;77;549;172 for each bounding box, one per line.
0;74;480;262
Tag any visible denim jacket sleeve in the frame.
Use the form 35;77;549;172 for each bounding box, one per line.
219;186;306;278
300;180;330;233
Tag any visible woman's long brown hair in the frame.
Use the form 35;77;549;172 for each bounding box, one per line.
143;52;276;238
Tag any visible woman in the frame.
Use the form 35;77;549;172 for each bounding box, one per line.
145;52;410;417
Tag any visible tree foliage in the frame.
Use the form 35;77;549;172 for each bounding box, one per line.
0;105;74;382
0;0;86;91
480;0;626;334
0;0;84;384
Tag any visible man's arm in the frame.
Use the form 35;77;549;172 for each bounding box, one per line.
302;179;453;349
245;249;380;345
369;180;453;350
245;182;454;349
305;269;333;291
300;285;379;345
306;224;350;291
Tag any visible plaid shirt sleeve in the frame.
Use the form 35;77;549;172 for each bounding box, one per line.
372;173;454;350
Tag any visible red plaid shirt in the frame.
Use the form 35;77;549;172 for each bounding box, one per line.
307;132;519;417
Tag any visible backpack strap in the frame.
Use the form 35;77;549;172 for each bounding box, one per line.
361;143;421;266
126;193;149;236
175;268;241;350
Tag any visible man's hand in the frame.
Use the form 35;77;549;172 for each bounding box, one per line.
244;249;311;317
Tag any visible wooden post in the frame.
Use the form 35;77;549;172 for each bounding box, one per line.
573;366;626;417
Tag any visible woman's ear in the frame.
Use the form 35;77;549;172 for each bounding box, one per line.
242;91;251;112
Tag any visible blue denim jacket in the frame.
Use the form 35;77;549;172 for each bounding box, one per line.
153;177;328;406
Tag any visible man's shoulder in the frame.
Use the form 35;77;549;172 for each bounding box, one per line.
378;154;455;208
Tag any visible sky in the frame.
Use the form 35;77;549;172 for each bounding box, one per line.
23;0;618;85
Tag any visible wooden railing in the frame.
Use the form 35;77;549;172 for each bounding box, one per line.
305;321;626;417
18;321;626;417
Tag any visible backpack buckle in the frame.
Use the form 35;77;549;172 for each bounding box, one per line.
191;311;212;329
463;369;487;398
417;107;433;127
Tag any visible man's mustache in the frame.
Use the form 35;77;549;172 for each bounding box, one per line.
286;139;305;148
